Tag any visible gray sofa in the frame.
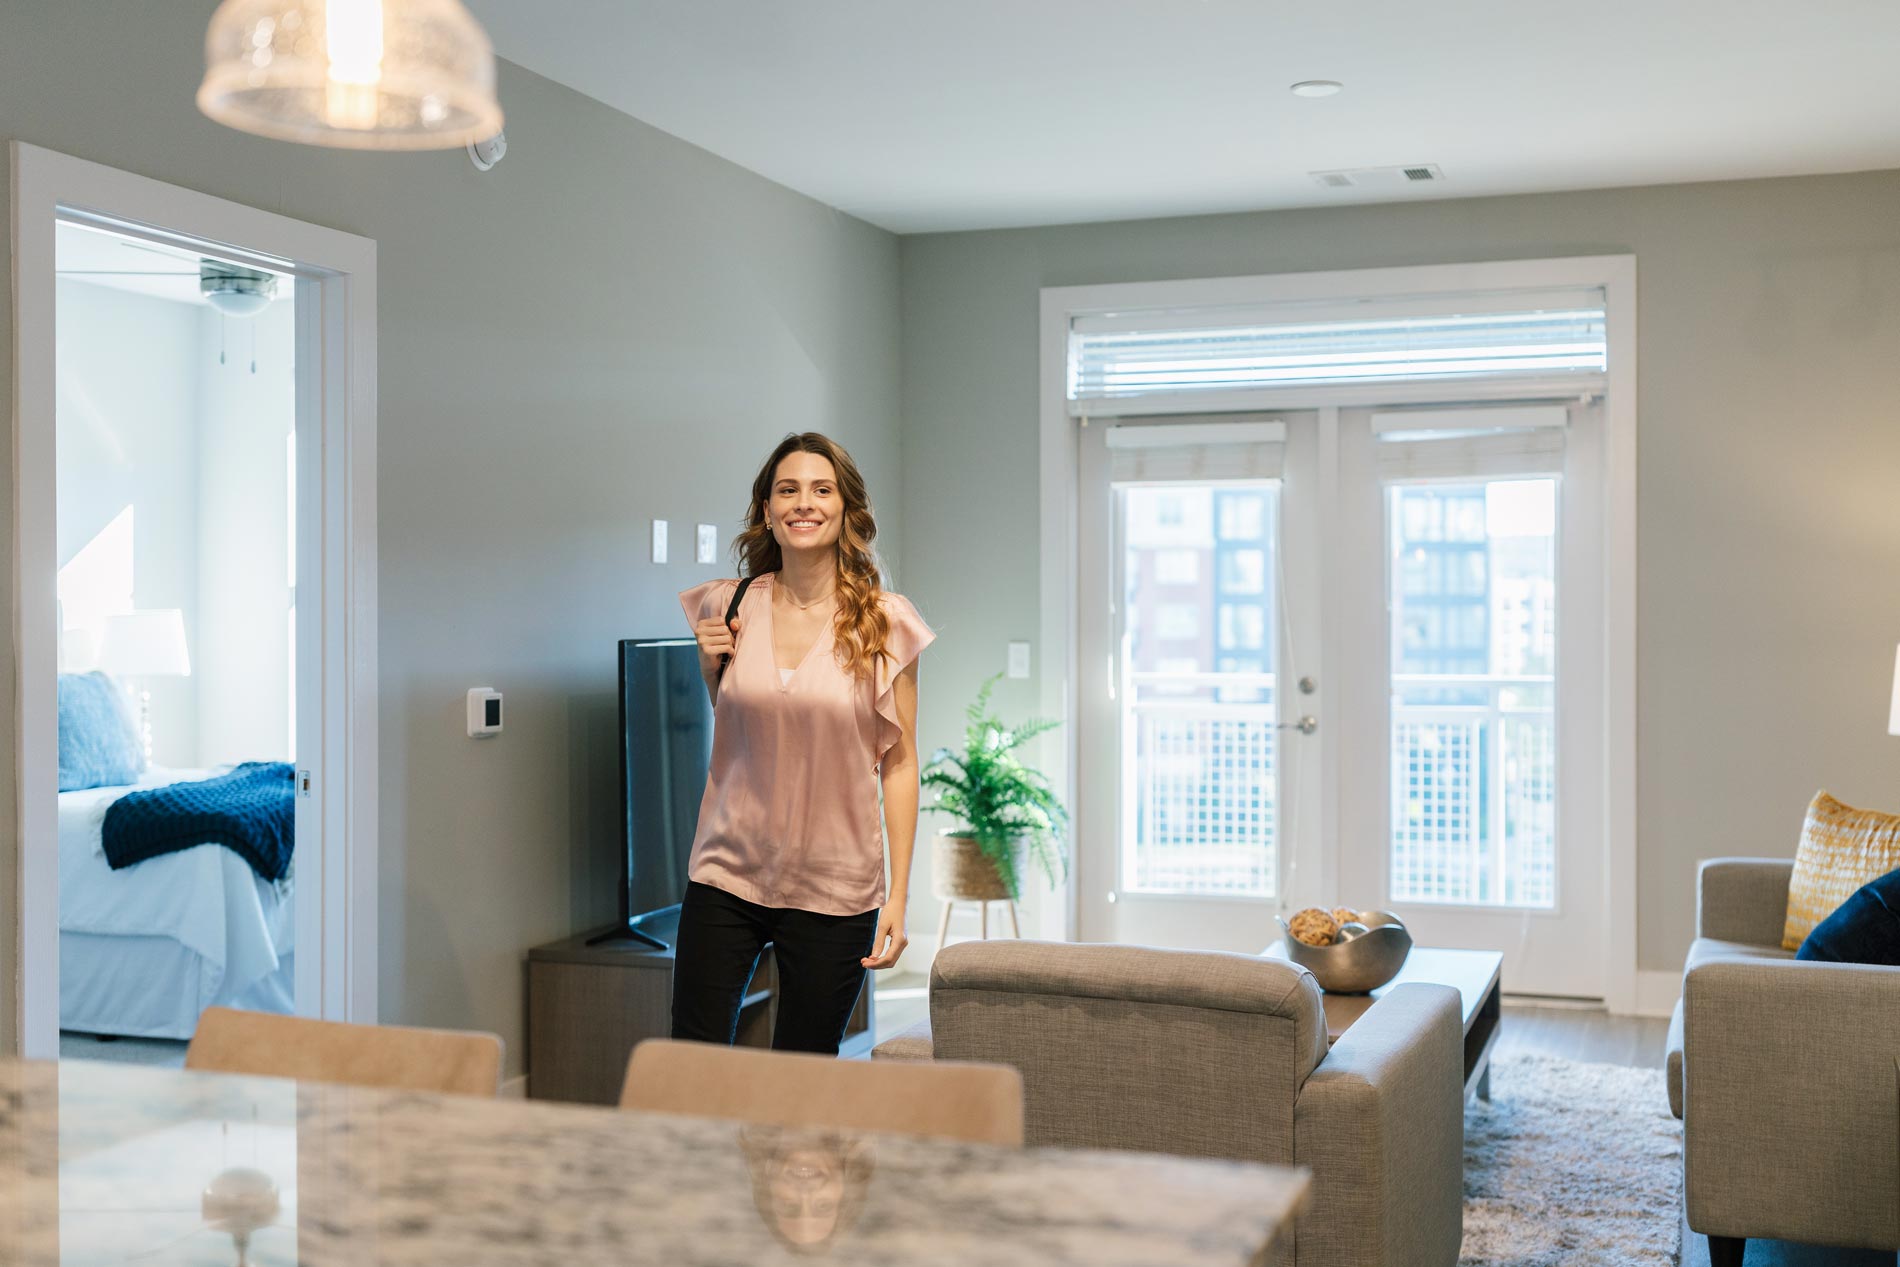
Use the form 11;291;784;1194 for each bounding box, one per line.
1665;858;1900;1262
873;939;1465;1267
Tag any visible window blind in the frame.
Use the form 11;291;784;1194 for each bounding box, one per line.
1103;419;1285;483
1373;406;1568;481
1070;297;1606;405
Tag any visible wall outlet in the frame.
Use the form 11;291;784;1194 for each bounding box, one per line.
1007;641;1031;679
651;519;668;564
696;523;717;564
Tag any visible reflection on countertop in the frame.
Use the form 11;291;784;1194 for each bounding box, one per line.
0;1056;1306;1266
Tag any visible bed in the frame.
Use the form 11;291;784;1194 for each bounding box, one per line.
58;766;295;1041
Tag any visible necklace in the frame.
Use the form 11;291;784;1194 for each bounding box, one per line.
781;583;836;611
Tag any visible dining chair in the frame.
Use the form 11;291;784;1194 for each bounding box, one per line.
185;1006;505;1097
619;1039;1025;1146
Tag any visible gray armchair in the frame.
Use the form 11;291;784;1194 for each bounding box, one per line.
874;939;1465;1267
1666;858;1900;1263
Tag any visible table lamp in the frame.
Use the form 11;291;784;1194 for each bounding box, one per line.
97;609;192;761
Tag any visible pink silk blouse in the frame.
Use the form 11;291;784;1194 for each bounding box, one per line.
677;573;936;916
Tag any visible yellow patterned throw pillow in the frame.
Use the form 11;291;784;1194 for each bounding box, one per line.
1783;791;1900;950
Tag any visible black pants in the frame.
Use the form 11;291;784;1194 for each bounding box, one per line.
670;880;879;1055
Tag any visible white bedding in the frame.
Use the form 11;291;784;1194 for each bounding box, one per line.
59;766;295;1039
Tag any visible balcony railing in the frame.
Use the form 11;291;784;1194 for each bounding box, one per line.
1390;674;1554;908
1124;671;1277;898
1117;670;1555;908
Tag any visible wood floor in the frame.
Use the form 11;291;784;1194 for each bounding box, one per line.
1491;1000;1669;1069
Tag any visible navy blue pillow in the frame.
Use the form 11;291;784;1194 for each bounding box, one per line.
1796;866;1900;966
57;671;146;791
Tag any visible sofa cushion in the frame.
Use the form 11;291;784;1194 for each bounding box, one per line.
1783;791;1900;950
1796;866;1900;966
869;1016;934;1062
1685;936;1797;972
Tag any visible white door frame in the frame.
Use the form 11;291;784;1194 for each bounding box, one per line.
1038;256;1639;1013
10;142;379;1056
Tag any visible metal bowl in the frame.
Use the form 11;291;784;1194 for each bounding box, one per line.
1277;916;1413;994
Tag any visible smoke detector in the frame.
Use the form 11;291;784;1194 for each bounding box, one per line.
1311;164;1446;190
468;130;507;172
199;261;278;317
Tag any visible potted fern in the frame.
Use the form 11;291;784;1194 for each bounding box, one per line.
920;675;1069;933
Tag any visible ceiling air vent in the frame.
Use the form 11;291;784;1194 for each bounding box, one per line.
1311;163;1446;190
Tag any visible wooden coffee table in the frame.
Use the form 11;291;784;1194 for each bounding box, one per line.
1264;944;1503;1101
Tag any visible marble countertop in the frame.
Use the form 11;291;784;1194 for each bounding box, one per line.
0;1057;1308;1266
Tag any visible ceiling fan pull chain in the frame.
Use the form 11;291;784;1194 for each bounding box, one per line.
219;314;227;366
250;321;257;375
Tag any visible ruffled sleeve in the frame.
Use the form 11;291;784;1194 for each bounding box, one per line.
679;577;740;632
873;592;936;763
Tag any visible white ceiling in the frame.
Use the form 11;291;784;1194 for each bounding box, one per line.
57;221;206;304
466;0;1900;234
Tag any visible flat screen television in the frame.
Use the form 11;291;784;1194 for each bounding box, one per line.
588;638;712;949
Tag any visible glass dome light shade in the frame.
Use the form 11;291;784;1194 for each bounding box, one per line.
198;0;503;151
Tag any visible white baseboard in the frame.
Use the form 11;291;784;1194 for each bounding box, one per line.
1631;970;1680;1019
499;1073;528;1099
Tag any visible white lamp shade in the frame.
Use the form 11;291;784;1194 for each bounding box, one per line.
1890;644;1900;737
197;0;503;151
97;610;192;678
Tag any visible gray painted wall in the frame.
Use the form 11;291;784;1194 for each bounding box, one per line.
1;2;901;1063
898;173;1900;976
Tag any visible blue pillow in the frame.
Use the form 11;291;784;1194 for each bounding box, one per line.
57;671;146;791
1796;866;1900;966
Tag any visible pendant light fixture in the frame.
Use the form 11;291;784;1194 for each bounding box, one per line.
198;0;503;151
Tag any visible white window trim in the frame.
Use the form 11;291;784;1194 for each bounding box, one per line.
1038;255;1639;1014
10;142;380;1055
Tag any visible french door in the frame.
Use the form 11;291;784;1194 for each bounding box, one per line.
1075;402;1607;999
1076;414;1324;954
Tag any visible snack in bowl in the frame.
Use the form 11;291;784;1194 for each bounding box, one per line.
1330;906;1359;928
1287;907;1339;947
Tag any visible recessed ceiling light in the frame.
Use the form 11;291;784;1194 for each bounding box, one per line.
1291;80;1343;98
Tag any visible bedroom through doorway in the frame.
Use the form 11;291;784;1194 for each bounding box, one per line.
54;220;299;1067
13;143;380;1063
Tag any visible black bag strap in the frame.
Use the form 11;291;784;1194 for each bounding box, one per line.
717;575;755;679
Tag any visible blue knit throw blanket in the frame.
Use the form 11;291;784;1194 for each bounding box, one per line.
102;762;296;882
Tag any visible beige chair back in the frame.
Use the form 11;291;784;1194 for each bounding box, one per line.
619;1039;1025;1147
185;1006;504;1097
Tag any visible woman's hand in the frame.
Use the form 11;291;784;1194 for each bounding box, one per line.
861;904;908;970
693;615;740;675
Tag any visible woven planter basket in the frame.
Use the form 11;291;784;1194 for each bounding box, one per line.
932;832;1023;902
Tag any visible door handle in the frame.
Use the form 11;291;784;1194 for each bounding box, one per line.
1278;715;1318;735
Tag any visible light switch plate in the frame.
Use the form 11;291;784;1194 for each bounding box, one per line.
696;523;717;564
651;519;668;564
1007;641;1031;679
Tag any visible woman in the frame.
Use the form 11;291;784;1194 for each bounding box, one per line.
673;432;933;1054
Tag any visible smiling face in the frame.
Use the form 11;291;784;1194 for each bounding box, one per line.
766;450;846;559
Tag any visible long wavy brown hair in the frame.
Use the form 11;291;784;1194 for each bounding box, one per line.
732;432;889;678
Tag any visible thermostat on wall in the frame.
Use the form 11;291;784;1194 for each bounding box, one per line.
467;688;503;738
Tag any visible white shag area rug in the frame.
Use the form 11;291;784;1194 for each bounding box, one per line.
1461;1053;1683;1267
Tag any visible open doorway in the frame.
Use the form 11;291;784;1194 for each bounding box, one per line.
12;143;380;1060
53;220;298;1065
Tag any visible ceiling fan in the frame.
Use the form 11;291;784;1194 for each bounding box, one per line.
59;236;280;317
